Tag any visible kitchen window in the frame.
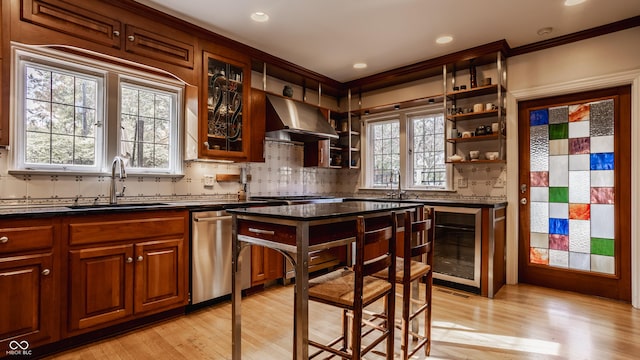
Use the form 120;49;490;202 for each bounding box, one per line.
363;106;449;190
369;119;400;187
12;46;183;175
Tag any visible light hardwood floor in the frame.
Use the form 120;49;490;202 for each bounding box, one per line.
47;284;640;359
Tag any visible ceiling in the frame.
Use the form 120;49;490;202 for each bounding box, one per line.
134;0;640;83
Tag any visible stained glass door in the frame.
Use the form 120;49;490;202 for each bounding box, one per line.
518;86;631;301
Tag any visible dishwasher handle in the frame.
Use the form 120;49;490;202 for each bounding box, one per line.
194;215;233;222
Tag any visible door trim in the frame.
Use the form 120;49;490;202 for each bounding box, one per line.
506;69;640;308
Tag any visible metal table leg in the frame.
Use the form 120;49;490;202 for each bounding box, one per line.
294;222;310;360
232;215;242;360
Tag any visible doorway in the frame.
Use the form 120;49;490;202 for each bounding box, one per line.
517;86;631;301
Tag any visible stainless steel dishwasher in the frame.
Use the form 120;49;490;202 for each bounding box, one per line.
191;210;251;305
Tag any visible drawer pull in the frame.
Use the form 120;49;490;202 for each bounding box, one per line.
126;257;133;263
137;256;144;262
248;228;275;236
128;35;135;41
0;236;7;244
113;30;120;37
41;269;50;276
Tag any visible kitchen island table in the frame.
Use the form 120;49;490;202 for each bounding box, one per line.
227;201;420;359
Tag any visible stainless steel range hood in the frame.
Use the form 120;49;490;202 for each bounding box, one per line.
265;94;338;142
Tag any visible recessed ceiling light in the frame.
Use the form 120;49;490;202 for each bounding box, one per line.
436;35;453;44
537;27;553;36
564;0;586;6
353;62;367;69
251;12;269;22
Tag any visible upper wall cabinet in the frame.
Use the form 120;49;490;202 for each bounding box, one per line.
21;0;122;49
17;0;195;71
200;48;265;162
202;51;248;159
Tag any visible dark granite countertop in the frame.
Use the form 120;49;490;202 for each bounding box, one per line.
0;200;270;219
226;201;419;221
345;197;507;209
0;196;506;219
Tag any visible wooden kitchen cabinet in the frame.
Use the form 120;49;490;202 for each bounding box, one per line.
200;49;252;161
304;139;331;168
248;89;267;162
1;0;7;146
20;0;122;49
134;239;185;314
68;244;133;331
251;245;284;286
0;218;60;350
64;210;189;336
19;0;195;69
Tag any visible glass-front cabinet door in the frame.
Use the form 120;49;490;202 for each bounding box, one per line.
201;51;249;160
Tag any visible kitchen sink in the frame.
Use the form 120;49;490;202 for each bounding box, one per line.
67;202;168;209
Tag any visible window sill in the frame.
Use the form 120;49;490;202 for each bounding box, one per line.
8;169;185;178
357;187;455;193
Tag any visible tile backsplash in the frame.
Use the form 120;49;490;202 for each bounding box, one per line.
248;140;360;197
0;140;504;206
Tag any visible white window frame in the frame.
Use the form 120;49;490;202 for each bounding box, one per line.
362;105;451;191
118;76;182;175
363;115;401;190
405;108;448;189
11;44;184;176
13;48;107;173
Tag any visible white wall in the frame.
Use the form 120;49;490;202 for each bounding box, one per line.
505;26;640;307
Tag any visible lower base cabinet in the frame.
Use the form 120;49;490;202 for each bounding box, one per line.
68;244;133;331
0;252;58;350
0;218;59;351
251;245;283;286
64;210;188;336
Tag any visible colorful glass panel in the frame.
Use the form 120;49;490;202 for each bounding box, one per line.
529;99;615;274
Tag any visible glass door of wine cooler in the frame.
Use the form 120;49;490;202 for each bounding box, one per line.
433;206;482;292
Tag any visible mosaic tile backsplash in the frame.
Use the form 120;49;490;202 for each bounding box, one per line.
0;138;504;207
528;99;616;274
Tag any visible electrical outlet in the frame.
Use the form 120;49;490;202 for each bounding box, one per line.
204;175;215;187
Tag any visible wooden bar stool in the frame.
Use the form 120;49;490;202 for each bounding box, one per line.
308;213;397;359
374;206;434;359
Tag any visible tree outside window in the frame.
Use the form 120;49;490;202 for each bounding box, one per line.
24;64;98;167
370;120;400;187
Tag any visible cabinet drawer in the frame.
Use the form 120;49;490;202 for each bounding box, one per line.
68;216;186;246
21;0;122;49
124;24;194;68
237;220;296;246
0;225;54;254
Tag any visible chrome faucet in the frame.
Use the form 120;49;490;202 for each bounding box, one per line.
387;169;406;200
109;156;127;204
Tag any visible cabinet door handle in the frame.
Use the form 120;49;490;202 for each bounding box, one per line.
248;228;275;236
0;236;7;244
113;30;120;37
137;256;144;262
126;257;133;263
41;269;50;276
128;35;135;42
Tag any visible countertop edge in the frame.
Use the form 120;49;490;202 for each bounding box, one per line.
0;198;507;218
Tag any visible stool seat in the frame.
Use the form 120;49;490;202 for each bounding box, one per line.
310;268;392;307
375;257;431;283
